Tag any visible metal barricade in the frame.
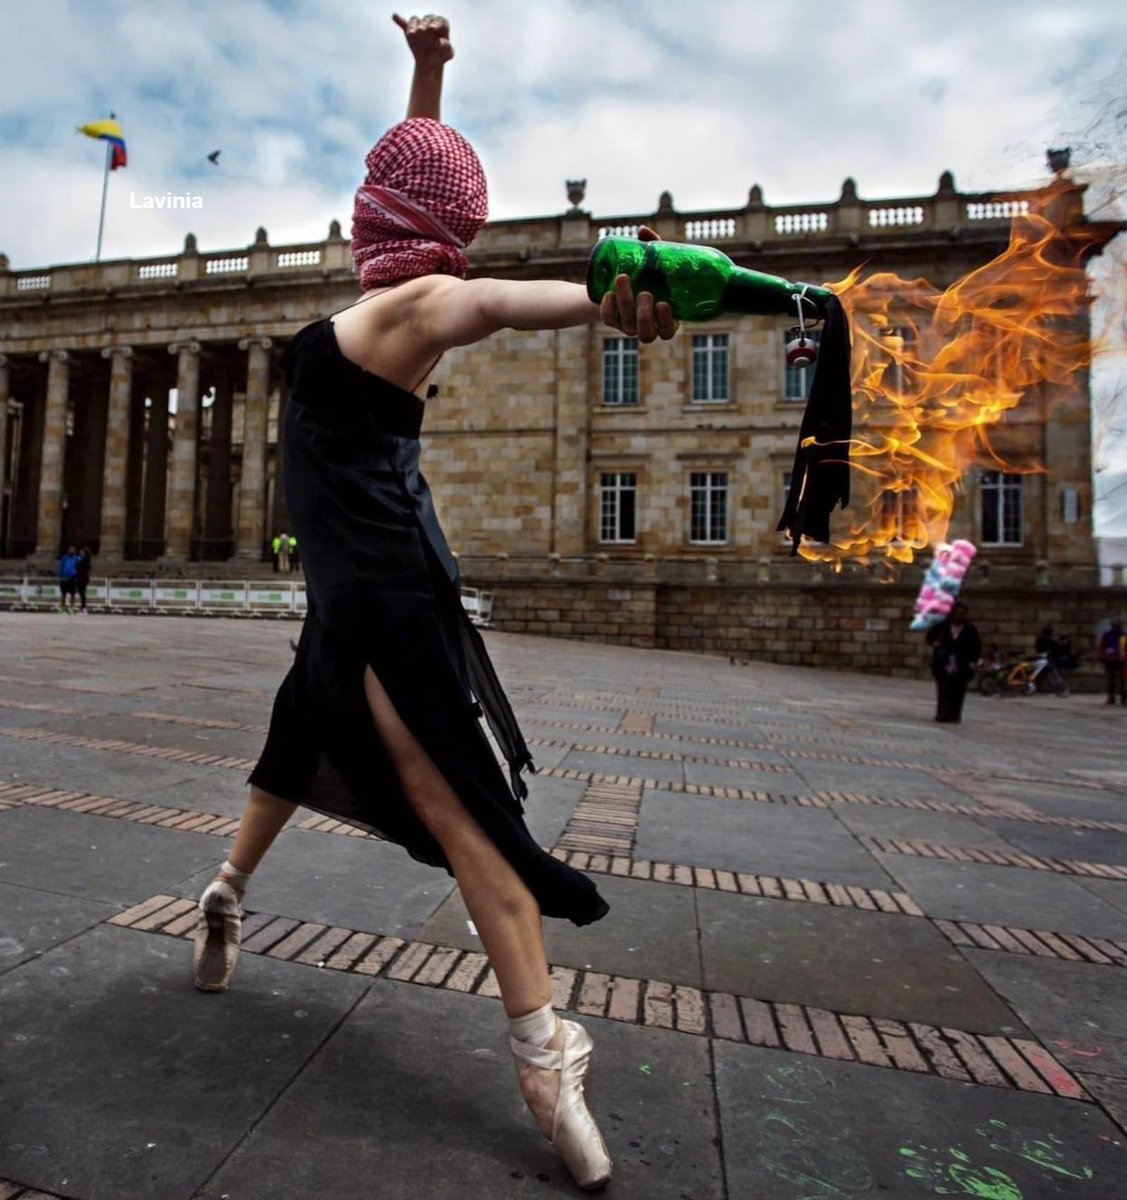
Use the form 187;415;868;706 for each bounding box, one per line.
198;581;250;614
107;579;157;610
153;581;201;610
22;576;64;609
247;581;298;615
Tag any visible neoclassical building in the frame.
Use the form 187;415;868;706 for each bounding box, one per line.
0;173;1116;573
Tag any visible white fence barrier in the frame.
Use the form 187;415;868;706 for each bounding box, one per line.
0;576;487;624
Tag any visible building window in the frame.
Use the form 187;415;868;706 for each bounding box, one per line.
1061;486;1080;524
884;326;918;396
783;330;820;401
690;471;729;544
691;334;729;403
602;338;639;406
880;485;920;541
600;472;637;543
981;471;1023;545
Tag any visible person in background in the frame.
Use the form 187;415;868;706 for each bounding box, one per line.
271;531;282;572
288;533;300;573
278;530;291;573
926;600;982;723
57;545;80;613
75;546;92;613
1098;619;1126;706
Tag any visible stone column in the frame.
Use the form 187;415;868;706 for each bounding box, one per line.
98;346;134;560
551;325;591;556
0;355;9;557
0;355;9;508
34;349;69;560
142;385;171;555
270;378;290;534
235;337;272;559
205;365;234;555
163;340;202;559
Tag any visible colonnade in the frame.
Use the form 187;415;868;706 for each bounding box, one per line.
0;338;287;562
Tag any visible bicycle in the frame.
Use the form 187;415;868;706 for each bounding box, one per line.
977;654;1070;698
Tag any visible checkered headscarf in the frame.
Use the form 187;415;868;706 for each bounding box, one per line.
351;118;488;288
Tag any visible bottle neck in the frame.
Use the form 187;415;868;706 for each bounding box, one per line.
722;266;834;319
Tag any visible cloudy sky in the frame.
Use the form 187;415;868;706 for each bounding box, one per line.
2;0;1125;527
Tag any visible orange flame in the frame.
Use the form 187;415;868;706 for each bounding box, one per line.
810;192;1103;566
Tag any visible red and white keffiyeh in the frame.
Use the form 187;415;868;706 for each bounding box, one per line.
351;118;488;288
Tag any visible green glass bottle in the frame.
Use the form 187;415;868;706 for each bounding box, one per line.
586;237;834;322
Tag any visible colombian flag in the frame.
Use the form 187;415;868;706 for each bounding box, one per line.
77;118;127;169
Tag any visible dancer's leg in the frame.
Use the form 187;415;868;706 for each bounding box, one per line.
361;665;611;1188
362;666;549;1016
193;786;295;991
227;786;297;881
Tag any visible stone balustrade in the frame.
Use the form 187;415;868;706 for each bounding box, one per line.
0;174;1065;299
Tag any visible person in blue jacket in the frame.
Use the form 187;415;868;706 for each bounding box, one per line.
57;545;80;613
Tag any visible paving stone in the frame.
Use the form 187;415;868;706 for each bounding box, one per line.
832;806;1018;850
0;923;368;1200
1076;878;1127;917
697;889;1025;1034
0;806;228;907
520;775;586;849
977;819;1127;867
0;881;117;974
715;1041;1127;1199
635;790;894;888
175;827;454;938
793;763;972;805
1079;1074;1127;1137
654;717;768;740
682;760;797;790
517;704;626;726
204;980;723;1199
964;949;1127;1081
558;748;684;784
875;854;1127;939
420;872;702;987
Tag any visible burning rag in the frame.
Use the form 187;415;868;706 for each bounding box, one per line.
351;118;488;289
777;294;853;553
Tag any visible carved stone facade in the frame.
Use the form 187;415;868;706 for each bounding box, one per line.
0;179;1115;572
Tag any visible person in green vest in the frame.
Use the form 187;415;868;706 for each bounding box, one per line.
270;532;282;572
288;534;299;572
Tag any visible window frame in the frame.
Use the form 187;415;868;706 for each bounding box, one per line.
689;470;730;545
598;471;638;544
980;471;1024;546
690;333;731;405
601;336;640;407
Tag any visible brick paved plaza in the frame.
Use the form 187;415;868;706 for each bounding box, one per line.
1;614;1126;1198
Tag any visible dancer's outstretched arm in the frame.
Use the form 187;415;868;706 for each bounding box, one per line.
413;228;678;349
393;12;453;120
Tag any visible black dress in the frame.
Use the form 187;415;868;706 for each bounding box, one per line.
248;316;609;926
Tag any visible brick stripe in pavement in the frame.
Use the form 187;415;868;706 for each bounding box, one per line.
858;835;1127;880
11;778;1127;971
0;725;258;772
4;717;1123;836
555;779;644;857
106;893;1092;1103
0;1180;68;1199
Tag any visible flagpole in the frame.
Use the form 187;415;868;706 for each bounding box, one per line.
94;140;111;262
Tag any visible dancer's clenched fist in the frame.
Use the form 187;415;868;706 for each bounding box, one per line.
393;12;454;66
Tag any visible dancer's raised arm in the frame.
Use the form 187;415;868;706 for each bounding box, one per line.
393;12;453;120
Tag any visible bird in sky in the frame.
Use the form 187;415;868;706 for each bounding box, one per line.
207;150;221;165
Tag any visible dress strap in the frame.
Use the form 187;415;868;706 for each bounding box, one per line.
333;288;443;399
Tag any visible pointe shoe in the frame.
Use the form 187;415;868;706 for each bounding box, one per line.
512;1018;613;1191
192;879;242;992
